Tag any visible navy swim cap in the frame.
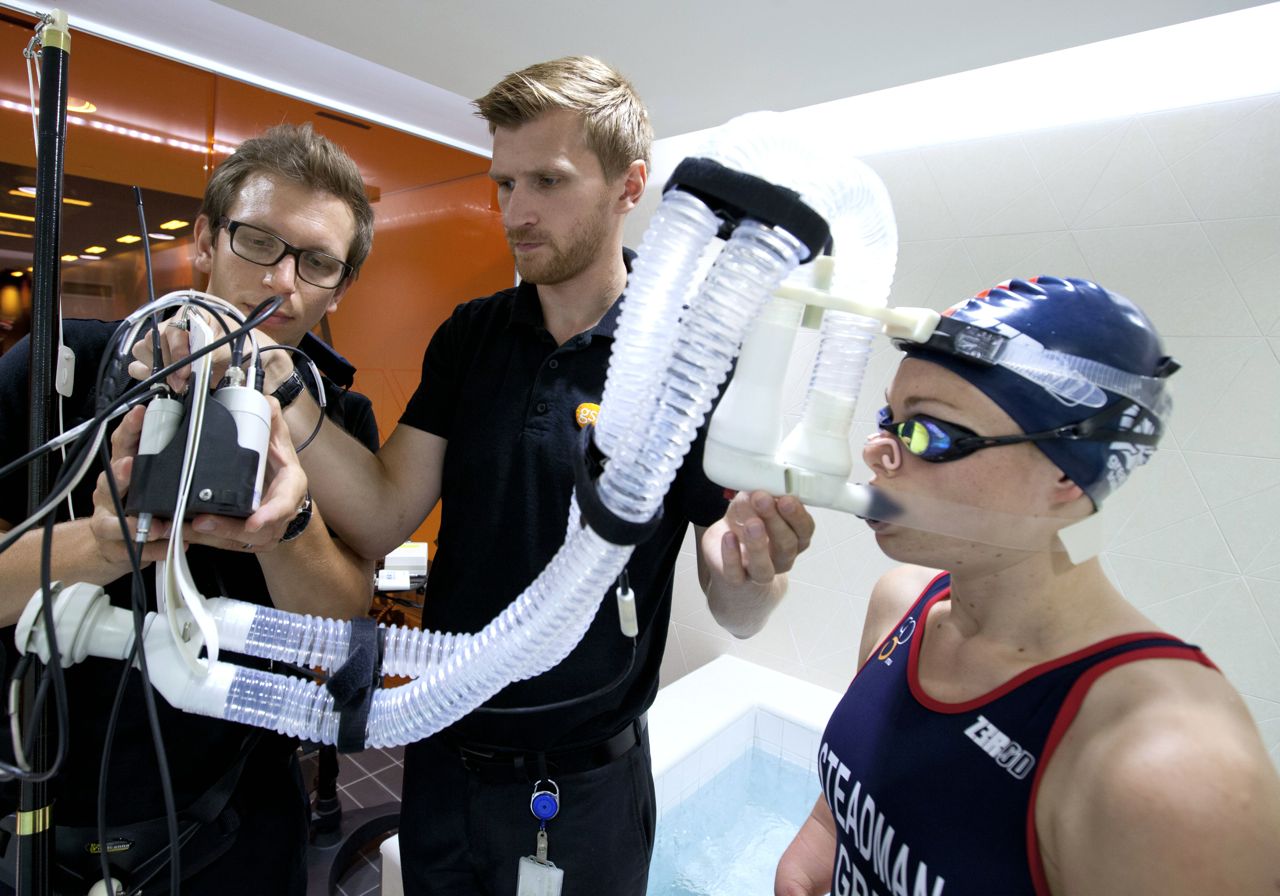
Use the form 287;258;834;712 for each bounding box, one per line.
899;276;1177;507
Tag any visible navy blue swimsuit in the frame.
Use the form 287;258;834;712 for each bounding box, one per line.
819;573;1214;896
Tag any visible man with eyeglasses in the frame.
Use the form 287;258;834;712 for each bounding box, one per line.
0;123;378;895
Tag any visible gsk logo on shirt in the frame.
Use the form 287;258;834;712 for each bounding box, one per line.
575;402;600;428
877;616;915;666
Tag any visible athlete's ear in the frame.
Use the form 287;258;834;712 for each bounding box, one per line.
1051;473;1085;508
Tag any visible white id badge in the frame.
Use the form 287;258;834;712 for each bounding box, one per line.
516;855;564;896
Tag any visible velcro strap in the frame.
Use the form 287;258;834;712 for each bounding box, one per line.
325;616;383;753
573;425;663;546
663;156;831;262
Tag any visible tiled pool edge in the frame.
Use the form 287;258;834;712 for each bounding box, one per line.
649;655;843;818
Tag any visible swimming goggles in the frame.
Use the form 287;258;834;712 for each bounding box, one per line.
875;403;1161;463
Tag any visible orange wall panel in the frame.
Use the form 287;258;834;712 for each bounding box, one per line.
326;174;511;545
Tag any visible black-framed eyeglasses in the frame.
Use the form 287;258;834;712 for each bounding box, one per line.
876;402;1159;464
217;217;352;289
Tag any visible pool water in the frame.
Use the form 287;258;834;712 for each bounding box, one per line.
648;747;818;896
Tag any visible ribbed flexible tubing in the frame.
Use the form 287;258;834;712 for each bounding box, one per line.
598;221;807;517
216;190;726;677
213;189;750;747
804;158;898;406
594;190;722;463
211;116;854;748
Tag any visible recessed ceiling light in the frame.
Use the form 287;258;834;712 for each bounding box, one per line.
66;96;96;114
78;254;101;261
159;219;189;230
8;188;93;207
0;230;32;239
60;254;77;261
0;100;235;156
9;271;22;277
84;246;107;254
147;232;176;241
116;234;142;244
0;212;36;223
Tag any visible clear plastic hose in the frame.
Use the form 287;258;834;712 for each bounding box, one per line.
805;157;897;405
595;189;721;462
139;116;885;751
778;158;898;475
200;221;805;749
600;221;808;518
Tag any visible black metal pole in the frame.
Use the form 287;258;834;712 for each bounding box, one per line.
19;10;70;896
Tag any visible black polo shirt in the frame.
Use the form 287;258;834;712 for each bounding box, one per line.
0;319;379;825
401;261;730;750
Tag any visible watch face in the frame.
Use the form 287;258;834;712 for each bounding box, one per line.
281;494;312;542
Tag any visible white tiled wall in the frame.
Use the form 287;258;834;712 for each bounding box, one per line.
649;656;835;817
662;92;1280;771
653;709;822;819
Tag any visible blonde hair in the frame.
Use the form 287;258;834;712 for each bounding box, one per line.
474;55;652;179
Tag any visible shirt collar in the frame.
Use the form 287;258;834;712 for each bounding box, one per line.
507;248;635;341
299;331;356;388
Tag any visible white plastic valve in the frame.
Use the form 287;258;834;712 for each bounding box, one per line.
213;385;271;511
139;395;184;456
616;586;639;638
16;582;136;667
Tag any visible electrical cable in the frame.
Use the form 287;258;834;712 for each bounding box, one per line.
1;293;283;790
255;344;326;450
473;571;637;716
96;438;181;895
0;295;280;559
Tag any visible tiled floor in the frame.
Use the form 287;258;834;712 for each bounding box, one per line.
301;743;404;896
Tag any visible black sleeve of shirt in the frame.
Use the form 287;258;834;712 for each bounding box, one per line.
399;303;466;439
334;388;379;452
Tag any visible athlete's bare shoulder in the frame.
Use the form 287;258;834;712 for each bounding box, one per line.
858;565;943;666
1040;655;1280;895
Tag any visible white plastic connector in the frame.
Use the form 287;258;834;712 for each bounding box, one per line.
15;582;137;667
213;385;271;511
616;586;639;638
774;258;940;344
704;295;804;495
139;395;184;456
55;344;75;398
778;388;856;476
139;614;237;718
206;597;259;654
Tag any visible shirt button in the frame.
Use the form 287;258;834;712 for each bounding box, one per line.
536;402;548;414
548;359;559;370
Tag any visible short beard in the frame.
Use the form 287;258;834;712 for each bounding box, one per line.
509;203;612;286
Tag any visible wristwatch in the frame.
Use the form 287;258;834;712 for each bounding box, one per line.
280;492;313;542
271;369;307;409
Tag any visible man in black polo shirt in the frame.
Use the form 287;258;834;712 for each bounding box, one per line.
262;57;815;895
0;123;378;895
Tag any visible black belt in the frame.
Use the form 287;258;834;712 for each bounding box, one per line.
454;716;646;781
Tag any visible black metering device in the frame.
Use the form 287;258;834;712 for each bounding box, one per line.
126;383;272;520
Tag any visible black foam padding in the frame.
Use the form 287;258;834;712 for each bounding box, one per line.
663;157;830;262
573;425;664;547
326;616;383;753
